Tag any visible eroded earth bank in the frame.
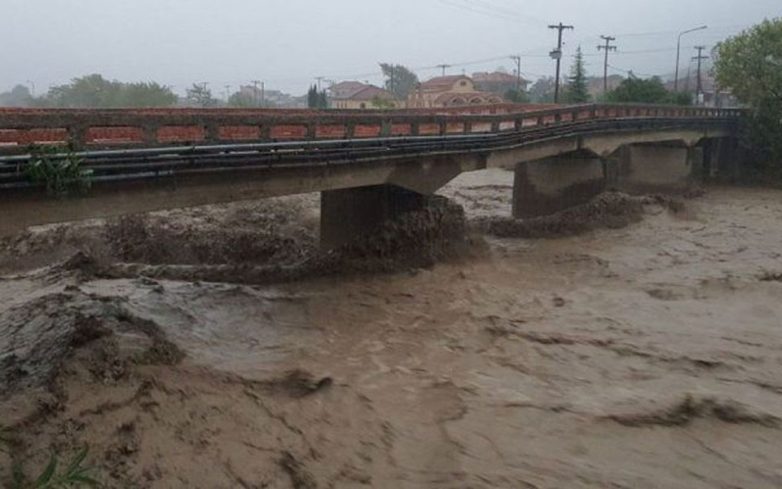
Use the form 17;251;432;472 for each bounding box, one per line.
2;169;782;488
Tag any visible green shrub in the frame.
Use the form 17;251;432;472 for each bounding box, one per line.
24;145;93;197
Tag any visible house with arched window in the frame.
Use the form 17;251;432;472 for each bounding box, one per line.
407;75;504;108
328;81;399;109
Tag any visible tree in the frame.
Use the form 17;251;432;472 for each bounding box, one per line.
565;47;590;103
529;77;556;103
380;63;419;100
714;18;782;178
47;74;121;108
228;91;256;108
118;82;177;107
186;83;218;108
307;85;328;109
41;75;177;108
0;85;34;107
504;89;530;103
605;75;693;105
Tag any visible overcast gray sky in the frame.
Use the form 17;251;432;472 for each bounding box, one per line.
3;0;779;96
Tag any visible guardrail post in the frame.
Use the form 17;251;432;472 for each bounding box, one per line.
491;121;501;132
306;123;317;140
67;124;88;151
205;124;220;144
142;125;158;145
346;123;356;139
260;125;271;141
380;120;392;137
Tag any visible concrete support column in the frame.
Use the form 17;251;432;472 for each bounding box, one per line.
512;153;606;219
320;184;425;249
707;137;746;182
611;144;698;195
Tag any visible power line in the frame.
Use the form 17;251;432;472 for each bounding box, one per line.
436;0;543;26
606;63;655;79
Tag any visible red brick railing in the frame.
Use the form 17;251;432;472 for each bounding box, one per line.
0;104;742;155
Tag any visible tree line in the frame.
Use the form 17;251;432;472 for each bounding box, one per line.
714;18;782;180
0;75;279;108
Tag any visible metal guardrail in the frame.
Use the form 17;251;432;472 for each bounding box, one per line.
0;105;742;191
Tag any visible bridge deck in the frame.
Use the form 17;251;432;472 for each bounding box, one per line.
0;104;740;191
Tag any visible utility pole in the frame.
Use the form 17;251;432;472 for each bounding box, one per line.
224;85;231;102
549;22;574;103
510;55;522;92
597;36;617;95
251;80;261;107
692;45;709;104
315;76;325;91
437;64;451;77
261;81;265;108
674;25;708;92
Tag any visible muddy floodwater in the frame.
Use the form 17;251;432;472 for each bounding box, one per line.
1;169;782;488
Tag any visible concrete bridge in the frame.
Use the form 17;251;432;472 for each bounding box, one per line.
0;104;743;247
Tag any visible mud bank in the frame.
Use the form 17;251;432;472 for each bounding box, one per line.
476;191;687;239
2;170;782;488
99;195;473;286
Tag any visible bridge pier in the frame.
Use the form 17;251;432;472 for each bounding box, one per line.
320;184;425;249
704;137;746;182
512;153;606;219
609;143;701;195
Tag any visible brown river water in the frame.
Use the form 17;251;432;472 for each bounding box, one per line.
1;169;782;488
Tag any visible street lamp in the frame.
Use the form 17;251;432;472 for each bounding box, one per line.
675;25;707;92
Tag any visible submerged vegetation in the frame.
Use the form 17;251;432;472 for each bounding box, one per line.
1;426;98;488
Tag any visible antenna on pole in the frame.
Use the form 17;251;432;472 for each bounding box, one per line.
436;64;451;77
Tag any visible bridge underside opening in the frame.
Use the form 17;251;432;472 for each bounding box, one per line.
608;143;702;195
320;184;426;249
510;139;719;219
512;152;606;219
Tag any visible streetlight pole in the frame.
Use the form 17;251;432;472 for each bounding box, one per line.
675;25;707;92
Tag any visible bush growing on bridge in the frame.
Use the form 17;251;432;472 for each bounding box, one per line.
24;145;92;197
714;18;782;179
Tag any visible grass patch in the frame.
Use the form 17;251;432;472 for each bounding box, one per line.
2;425;98;488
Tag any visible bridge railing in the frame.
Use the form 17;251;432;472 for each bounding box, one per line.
0;104;743;155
